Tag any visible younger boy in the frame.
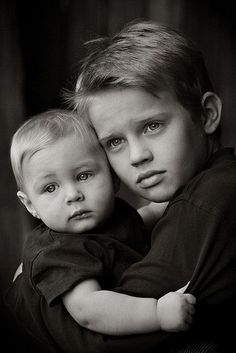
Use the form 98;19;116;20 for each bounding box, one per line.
9;109;195;338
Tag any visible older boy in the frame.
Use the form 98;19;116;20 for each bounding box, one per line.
73;19;236;350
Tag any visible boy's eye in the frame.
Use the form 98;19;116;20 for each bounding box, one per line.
45;184;57;193
145;122;160;133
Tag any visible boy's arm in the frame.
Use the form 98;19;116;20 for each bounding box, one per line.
63;279;196;335
138;202;168;230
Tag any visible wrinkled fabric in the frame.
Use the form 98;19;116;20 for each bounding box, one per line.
5;148;236;353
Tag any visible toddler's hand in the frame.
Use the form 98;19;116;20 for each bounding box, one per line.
156;285;196;332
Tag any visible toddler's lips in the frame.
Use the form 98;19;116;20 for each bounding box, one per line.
70;210;91;220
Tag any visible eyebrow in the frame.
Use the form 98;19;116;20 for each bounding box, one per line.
32;173;56;188
33;160;99;185
98;133;116;144
35;173;56;180
98;112;168;143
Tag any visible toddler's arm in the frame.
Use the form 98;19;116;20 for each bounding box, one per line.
63;280;196;335
138;202;168;230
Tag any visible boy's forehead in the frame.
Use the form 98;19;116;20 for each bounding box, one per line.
87;87;178;123
88;86;177;106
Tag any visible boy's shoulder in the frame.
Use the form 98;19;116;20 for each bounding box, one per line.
175;148;236;215
199;147;236;183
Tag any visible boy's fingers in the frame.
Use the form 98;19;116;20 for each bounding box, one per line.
176;281;190;293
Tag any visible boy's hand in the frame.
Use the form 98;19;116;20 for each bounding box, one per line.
156;285;196;332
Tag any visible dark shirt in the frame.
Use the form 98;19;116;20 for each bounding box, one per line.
114;148;236;347
5;148;236;353
23;197;148;307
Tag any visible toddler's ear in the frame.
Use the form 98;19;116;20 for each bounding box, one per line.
201;92;222;134
17;191;40;219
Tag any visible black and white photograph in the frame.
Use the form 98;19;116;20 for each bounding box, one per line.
0;1;235;352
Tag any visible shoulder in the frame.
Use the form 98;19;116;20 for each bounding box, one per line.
174;149;236;217
114;197;142;219
23;224;84;266
24;223;51;257
114;197;146;229
108;197;148;246
115;196;137;210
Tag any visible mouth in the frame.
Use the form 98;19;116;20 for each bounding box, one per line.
136;170;165;189
69;210;91;220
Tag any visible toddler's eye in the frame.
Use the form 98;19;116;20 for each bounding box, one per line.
110;138;121;147
45;184;56;193
77;173;91;181
104;137;124;151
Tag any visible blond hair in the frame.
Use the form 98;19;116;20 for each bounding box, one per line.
10;109;98;190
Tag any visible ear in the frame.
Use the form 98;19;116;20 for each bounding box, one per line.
17;191;41;219
201;92;222;134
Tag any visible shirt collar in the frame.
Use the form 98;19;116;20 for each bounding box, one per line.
206;147;235;168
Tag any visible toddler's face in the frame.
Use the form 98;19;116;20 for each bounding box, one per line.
21;133;115;233
88;87;209;202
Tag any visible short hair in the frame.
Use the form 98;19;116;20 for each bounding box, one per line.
73;19;214;118
10;109;98;190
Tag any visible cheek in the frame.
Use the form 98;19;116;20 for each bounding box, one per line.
38;206;53;223
91;174;114;199
107;155;127;180
37;199;60;220
167;136;203;182
163;124;194;161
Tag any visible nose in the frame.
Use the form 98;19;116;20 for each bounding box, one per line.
129;138;153;167
65;184;84;204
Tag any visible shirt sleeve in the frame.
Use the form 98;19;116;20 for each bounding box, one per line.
115;199;224;299
30;235;112;306
5;273;177;353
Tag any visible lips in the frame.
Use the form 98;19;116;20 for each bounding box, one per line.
136;170;165;189
69;210;91;220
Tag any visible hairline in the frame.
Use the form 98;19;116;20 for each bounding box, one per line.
10;110;99;190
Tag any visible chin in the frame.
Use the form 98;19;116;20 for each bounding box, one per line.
141;190;173;203
75;222;98;233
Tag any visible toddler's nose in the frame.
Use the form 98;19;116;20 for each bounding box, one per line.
66;186;84;204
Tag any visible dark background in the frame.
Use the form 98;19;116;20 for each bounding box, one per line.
0;0;235;296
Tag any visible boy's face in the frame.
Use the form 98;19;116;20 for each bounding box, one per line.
88;87;210;202
20;133;115;233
